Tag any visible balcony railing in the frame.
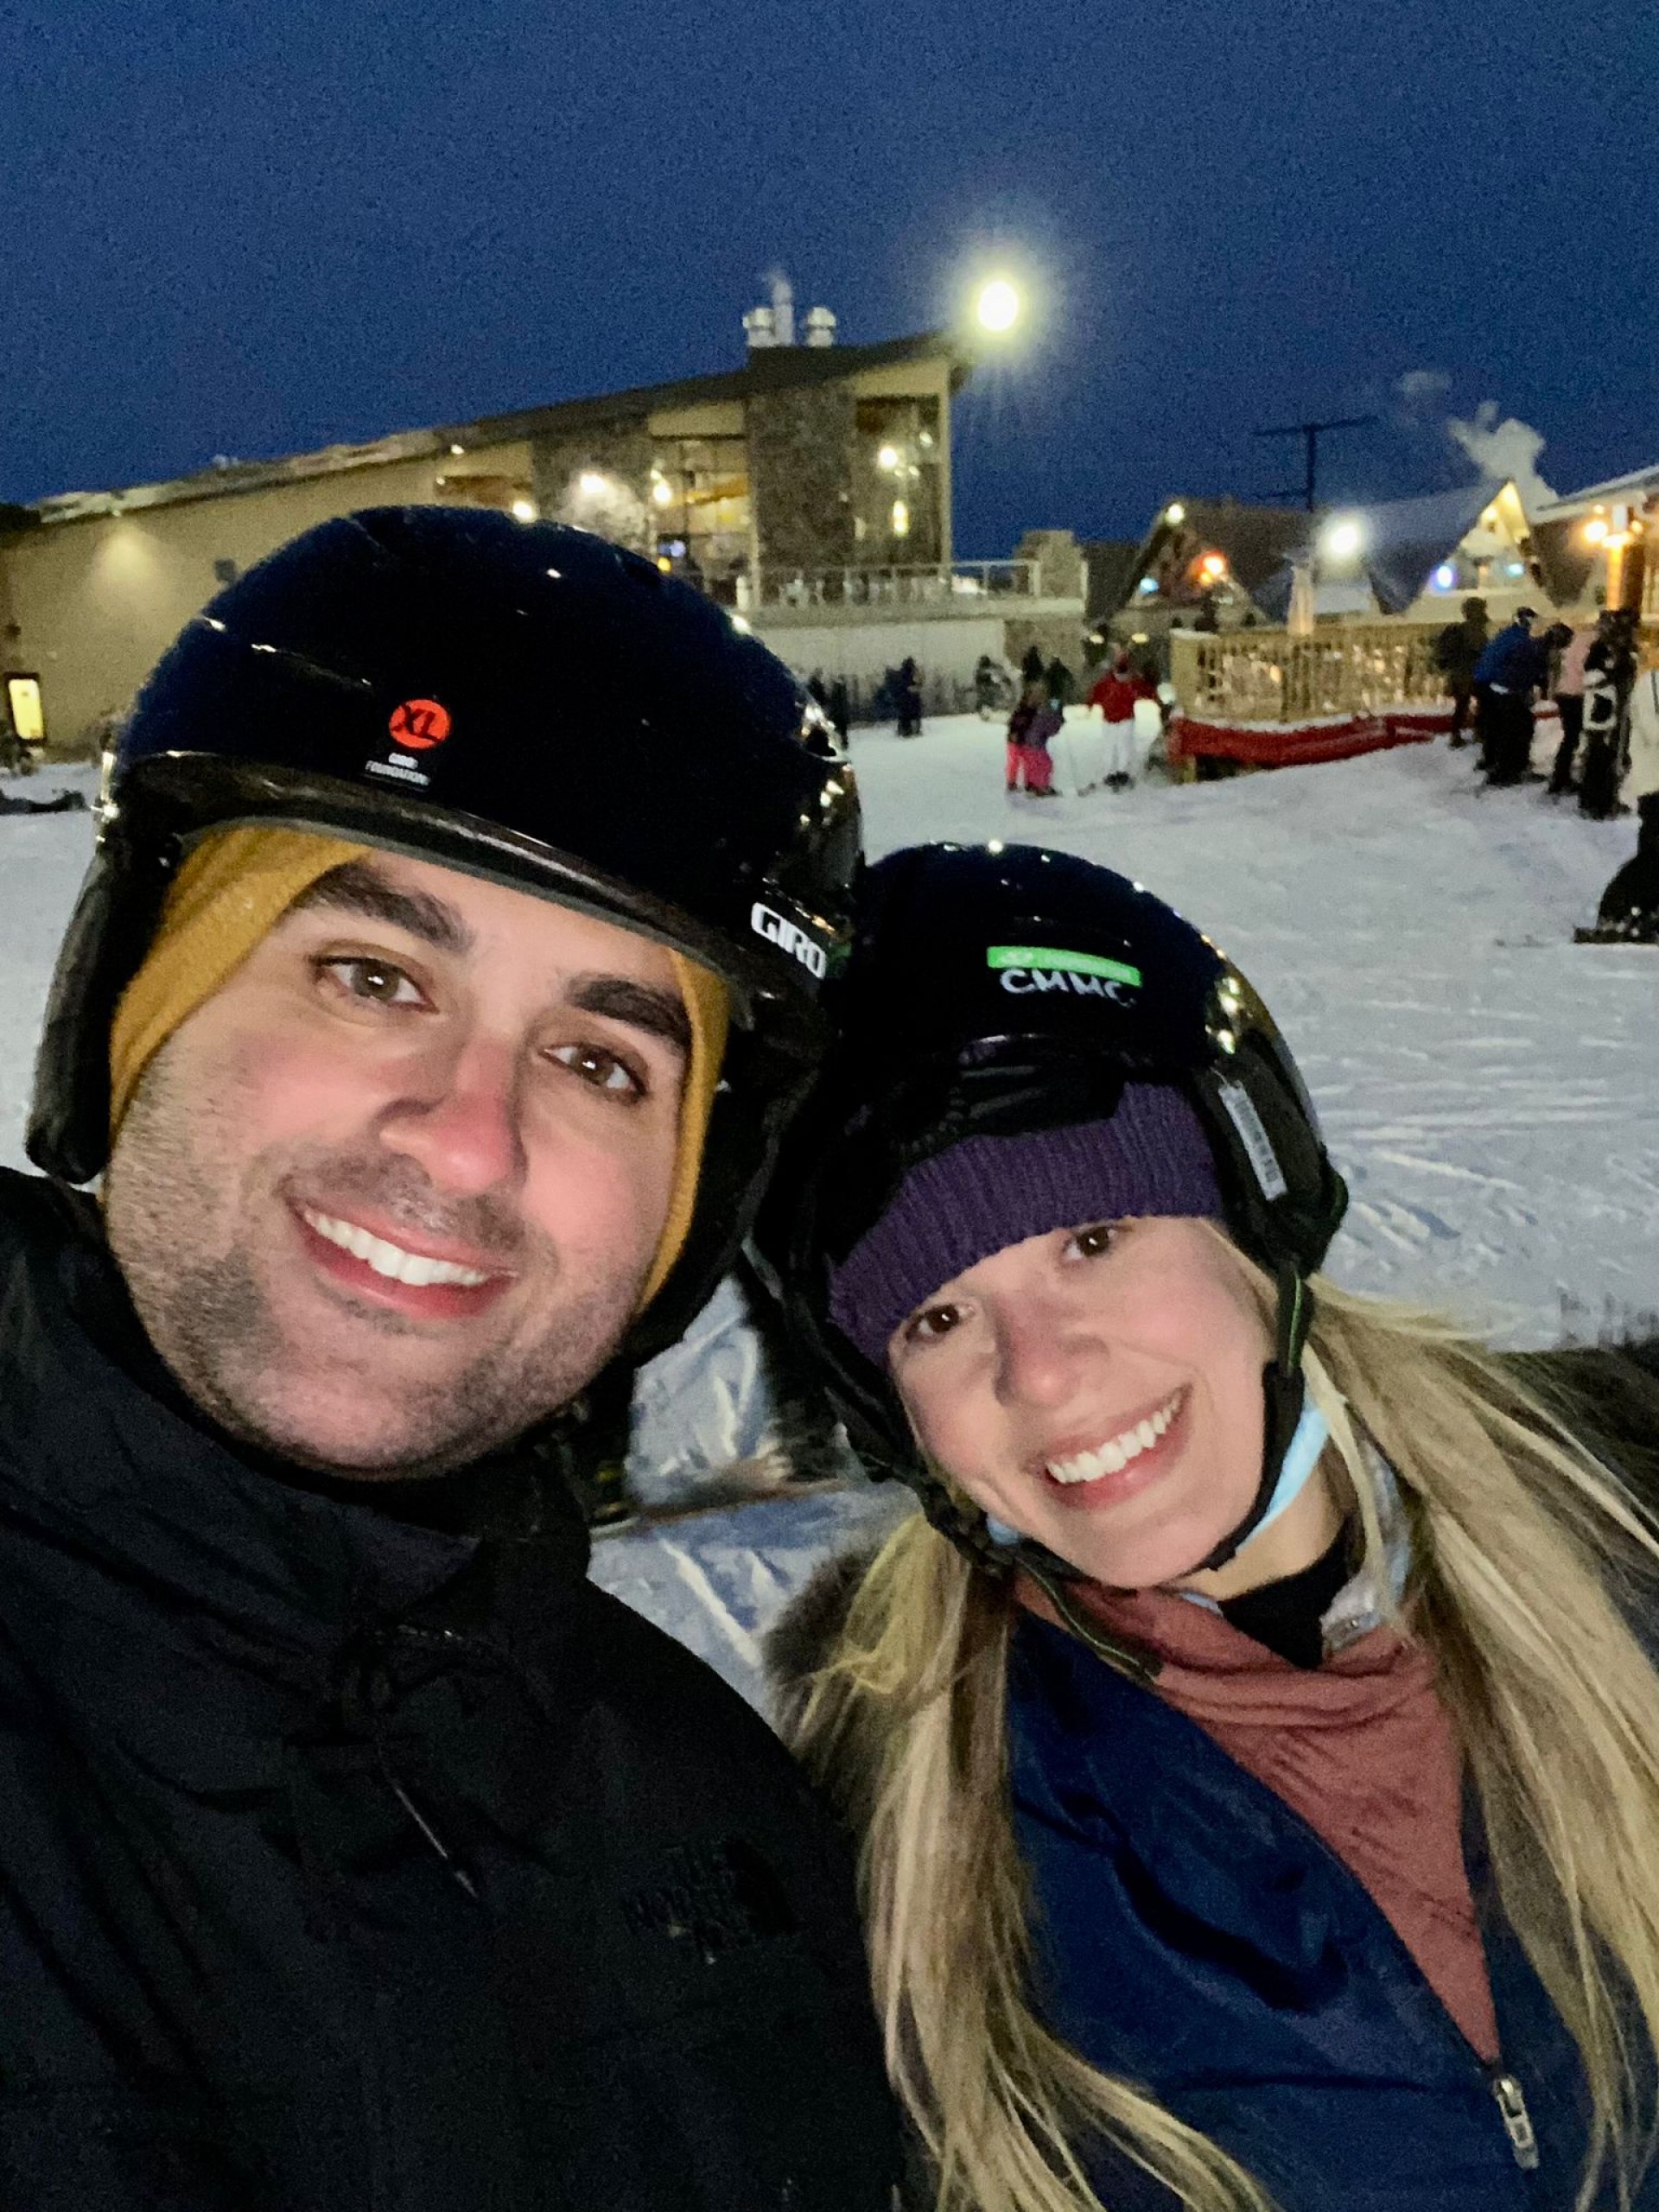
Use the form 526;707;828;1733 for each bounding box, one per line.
1169;624;1448;723
751;561;1040;611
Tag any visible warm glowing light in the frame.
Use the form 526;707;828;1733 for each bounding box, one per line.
975;277;1020;334
1482;509;1498;531
652;479;673;506
656;555;671;572
1323;518;1363;560
1582;517;1609;545
876;444;900;472
576;472;608;499
449;442;465;456
891;499;911;537
731;613;752;633
510;499;537;523
1166;502;1186;524
1197;550;1227;582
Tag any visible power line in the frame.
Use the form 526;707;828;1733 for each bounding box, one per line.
1252;416;1377;512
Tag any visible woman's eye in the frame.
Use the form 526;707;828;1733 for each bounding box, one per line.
547;1041;645;1099
319;957;424;1007
1067;1222;1119;1260
905;1302;963;1344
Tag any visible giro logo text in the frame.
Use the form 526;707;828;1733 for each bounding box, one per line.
751;901;828;978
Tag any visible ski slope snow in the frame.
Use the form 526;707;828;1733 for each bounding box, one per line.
3;726;1656;1713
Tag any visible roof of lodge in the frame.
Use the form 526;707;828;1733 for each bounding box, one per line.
22;329;968;531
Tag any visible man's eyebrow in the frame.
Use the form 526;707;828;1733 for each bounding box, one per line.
289;861;474;957
570;975;690;1058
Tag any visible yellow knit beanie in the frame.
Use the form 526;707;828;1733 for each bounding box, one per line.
107;826;729;1310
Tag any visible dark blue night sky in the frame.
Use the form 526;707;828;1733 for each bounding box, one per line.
3;0;1653;554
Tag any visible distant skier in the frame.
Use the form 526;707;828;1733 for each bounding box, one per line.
1020;643;1046;688
1580;658;1659;942
1471;606;1546;785
1578;610;1639;820
1432;595;1489;748
895;656;924;738
1087;650;1159;790
1006;677;1060;796
973;654;1011;718
1546;621;1597;795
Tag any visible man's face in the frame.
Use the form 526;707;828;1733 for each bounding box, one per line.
104;853;690;1478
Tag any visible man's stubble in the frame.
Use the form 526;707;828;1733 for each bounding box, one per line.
103;1040;634;1479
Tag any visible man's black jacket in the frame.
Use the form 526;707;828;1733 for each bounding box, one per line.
0;1168;902;2210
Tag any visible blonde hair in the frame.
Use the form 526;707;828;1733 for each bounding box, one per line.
787;1262;1659;2212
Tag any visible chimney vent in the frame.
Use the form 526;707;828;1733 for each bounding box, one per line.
766;270;796;347
804;306;837;347
743;305;779;350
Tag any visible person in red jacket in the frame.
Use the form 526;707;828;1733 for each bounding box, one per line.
1087;652;1158;789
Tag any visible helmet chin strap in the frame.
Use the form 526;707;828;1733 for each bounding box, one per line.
1188;1265;1319;1576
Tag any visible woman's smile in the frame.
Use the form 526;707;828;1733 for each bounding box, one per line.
1033;1386;1189;1512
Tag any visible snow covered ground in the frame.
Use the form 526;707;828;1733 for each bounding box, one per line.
3;724;1656;1713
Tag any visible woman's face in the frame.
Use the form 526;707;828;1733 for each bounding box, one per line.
887;1217;1272;1589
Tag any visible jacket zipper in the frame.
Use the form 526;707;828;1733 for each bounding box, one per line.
1489;2069;1540;2171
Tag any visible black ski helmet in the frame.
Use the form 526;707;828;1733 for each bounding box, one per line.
29;505;861;1362
754;842;1347;1575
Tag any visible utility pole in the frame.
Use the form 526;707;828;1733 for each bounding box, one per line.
1252;416;1377;511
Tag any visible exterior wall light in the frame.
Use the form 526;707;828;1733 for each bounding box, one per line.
511;499;537;524
1322;518;1363;560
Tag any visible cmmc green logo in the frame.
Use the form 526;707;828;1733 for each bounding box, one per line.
986;944;1143;1001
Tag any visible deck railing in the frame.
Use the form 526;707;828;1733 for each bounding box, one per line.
1169;624;1448;723
752;560;1039;611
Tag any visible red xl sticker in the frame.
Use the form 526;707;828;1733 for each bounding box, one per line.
388;698;452;751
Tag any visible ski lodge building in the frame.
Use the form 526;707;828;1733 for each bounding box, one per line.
0;295;1086;758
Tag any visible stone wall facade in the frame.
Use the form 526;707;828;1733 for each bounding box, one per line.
746;385;856;580
531;419;655;554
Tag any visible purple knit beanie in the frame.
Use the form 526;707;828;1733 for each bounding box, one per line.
826;1084;1224;1365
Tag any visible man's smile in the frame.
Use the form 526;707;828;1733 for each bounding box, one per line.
288;1198;517;1323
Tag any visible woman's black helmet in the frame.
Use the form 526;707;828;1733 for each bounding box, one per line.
754;842;1347;1570
29;505;861;1362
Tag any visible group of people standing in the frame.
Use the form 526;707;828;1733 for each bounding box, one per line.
1436;595;1642;814
1437;594;1659;939
1005;641;1161;798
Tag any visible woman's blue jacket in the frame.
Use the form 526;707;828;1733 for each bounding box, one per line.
1008;1608;1652;2211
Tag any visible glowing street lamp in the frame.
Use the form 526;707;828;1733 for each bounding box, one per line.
1166;502;1186;525
1322;517;1363;561
974;276;1020;334
1582;515;1609;546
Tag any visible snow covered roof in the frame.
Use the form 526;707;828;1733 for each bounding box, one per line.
1344;480;1502;615
1533;461;1659;519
